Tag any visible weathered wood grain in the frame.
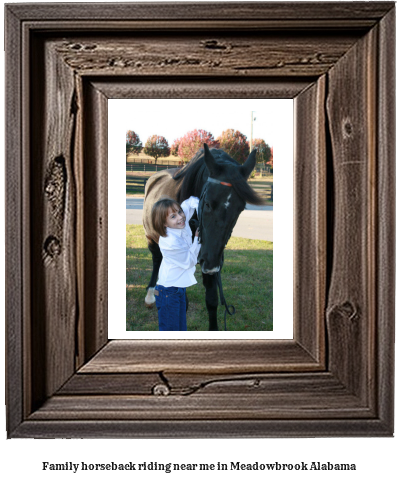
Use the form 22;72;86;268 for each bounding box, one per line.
53;34;360;78
5;4;24;437
79;340;321;374
35;371;376;422
30;36;78;407
326;26;377;405
13;418;391;439
81;81;109;363
294;76;326;364
29;393;372;421
60;371;354;397
376;5;396;432
7;2;394;23
64;364;393;420
92;79;311;100
58;372;163;396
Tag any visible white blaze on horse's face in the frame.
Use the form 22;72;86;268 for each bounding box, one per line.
224;193;232;209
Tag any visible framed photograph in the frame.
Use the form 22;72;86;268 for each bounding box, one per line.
109;98;293;338
5;2;395;437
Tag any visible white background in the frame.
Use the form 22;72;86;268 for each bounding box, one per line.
109;98;293;339
1;1;398;486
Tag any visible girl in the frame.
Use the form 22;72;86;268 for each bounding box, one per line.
151;196;201;331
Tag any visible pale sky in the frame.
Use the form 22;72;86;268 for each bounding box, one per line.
114;99;293;149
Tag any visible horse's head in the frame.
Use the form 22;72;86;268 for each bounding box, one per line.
198;144;260;274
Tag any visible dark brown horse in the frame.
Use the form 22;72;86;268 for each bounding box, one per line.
142;143;264;331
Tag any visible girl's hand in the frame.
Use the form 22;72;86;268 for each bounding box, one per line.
195;229;199;237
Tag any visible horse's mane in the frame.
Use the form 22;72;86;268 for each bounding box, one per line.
173;148;265;206
173;149;208;203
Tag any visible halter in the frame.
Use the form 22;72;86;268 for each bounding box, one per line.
207;177;232;187
198;177;233;243
197;177;237;330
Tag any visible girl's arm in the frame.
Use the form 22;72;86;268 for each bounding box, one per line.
180;196;199;221
159;236;201;270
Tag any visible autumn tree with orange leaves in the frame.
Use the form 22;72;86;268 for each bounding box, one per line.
177;129;215;163
252;138;272;165
217;129;250;164
170;138;181;157
268;146;273;168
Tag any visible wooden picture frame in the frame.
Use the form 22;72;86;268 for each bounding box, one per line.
5;2;395;438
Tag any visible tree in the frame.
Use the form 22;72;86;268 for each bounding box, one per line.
170;138;181;157
268;146;273;168
143;135;171;163
126;130;142;156
217;129;250;164
252;138;272;165
177;129;215;163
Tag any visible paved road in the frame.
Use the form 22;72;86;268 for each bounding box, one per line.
126;197;273;242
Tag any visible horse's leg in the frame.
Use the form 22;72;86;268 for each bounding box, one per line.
202;273;218;331
145;240;162;308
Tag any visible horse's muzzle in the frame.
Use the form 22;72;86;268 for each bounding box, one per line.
201;265;220;275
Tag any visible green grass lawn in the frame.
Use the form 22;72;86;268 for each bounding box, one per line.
126;187;144;196
126;225;273;332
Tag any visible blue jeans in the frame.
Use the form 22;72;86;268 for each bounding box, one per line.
155;285;187;331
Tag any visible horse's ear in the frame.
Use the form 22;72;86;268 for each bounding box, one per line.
240;149;257;179
203;143;217;175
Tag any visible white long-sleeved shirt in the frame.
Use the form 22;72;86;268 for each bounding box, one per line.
157;196;201;288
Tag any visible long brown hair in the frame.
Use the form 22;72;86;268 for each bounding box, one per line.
151;197;183;238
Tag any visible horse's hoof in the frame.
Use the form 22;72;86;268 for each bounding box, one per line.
145;287;156;308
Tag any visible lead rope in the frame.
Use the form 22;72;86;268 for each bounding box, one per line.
217;213;240;330
216;271;236;331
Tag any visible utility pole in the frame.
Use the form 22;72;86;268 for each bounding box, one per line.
250;111;254;152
